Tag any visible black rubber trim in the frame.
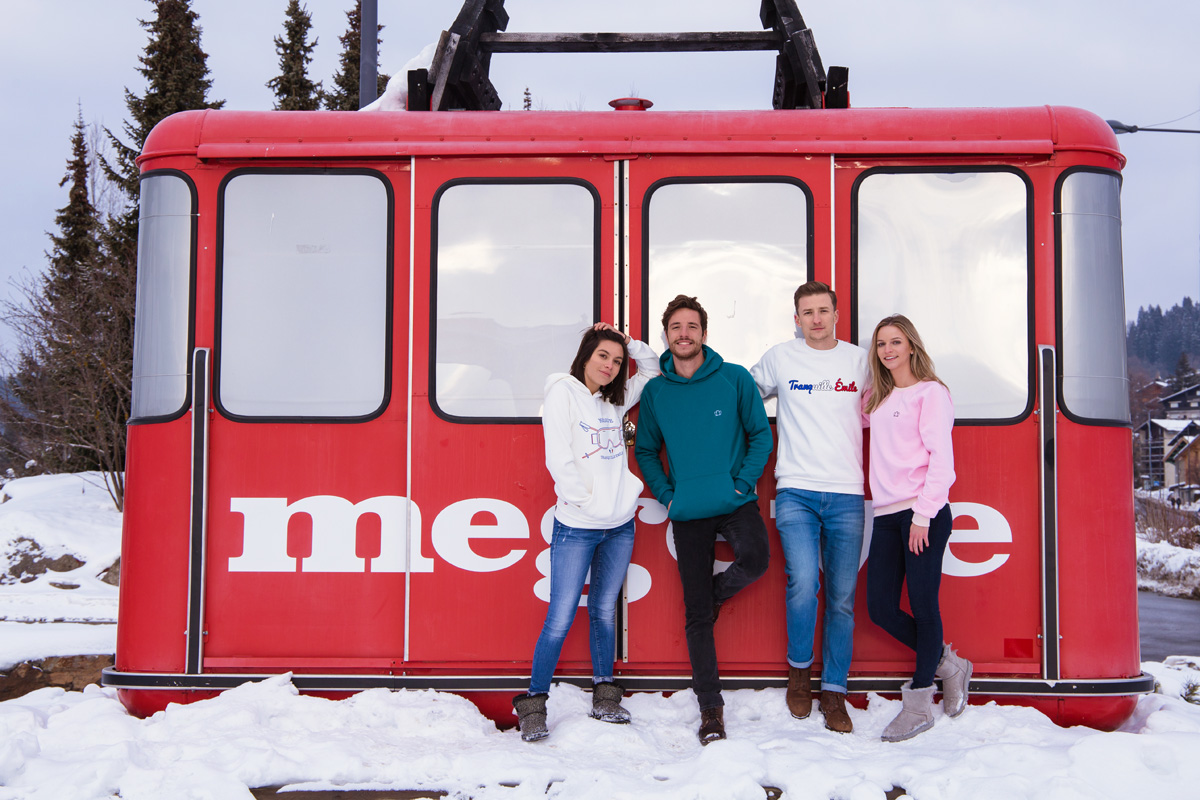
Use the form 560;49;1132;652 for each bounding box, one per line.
1039;346;1060;680
848;165;1037;427
639;175;815;344
103;668;1156;697
212;167;395;424
185;348;209;674
127;169;199;426
1052;166;1131;428
428;177;603;425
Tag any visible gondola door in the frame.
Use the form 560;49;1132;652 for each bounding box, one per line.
406;156;622;673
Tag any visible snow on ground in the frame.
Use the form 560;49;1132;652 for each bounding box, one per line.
1;670;1199;800
1137;537;1200;599
0;473;121;619
0;474;119;670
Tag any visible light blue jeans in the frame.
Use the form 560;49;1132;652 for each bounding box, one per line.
528;517;636;694
775;487;865;694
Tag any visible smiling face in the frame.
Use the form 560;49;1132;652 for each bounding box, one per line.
665;308;707;362
795;292;838;349
875;324;915;384
583;340;625;394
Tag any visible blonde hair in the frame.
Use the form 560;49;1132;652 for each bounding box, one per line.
864;314;947;414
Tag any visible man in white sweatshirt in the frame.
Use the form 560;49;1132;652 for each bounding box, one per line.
750;281;869;733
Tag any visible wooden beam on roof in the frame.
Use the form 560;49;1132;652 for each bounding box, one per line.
479;31;783;53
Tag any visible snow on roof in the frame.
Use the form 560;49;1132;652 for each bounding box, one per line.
1160;382;1200;402
1166;434;1200;461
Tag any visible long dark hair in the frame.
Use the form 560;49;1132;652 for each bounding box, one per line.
569;327;630;405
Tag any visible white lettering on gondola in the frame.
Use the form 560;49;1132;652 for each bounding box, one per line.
431;498;528;572
229;496;432;573
943;502;1012;577
227;495;1015;581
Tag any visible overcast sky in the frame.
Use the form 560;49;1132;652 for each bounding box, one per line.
0;0;1197;354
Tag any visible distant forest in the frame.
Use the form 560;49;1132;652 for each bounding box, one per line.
1126;297;1200;378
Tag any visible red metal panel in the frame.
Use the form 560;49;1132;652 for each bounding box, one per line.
1056;424;1140;678
199;166;411;667
116;422;193;674
405;155;618;671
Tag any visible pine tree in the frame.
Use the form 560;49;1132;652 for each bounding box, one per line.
325;0;389;110
45;108;100;311
523;87;532;111
1;111;123;498
105;0;224;202
267;0;322;110
1170;352;1198;394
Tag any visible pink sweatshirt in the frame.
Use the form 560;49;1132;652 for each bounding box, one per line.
867;380;955;525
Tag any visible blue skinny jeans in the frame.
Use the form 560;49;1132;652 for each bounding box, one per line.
528;516;636;694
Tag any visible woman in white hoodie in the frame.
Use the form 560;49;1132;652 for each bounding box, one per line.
512;323;660;742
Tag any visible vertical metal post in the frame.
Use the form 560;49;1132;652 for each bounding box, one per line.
1037;345;1061;680
359;0;379;108
185;348;212;674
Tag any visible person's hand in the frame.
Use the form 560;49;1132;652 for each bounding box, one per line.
909;523;929;555
593;321;630;344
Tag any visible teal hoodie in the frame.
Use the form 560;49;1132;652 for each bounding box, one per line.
634;345;772;521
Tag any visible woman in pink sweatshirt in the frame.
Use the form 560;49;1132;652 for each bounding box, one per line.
864;314;972;742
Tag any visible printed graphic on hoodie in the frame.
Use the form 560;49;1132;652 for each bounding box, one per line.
580;419;624;459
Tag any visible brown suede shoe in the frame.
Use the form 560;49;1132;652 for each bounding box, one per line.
820;690;853;733
786;666;812;719
698;706;726;745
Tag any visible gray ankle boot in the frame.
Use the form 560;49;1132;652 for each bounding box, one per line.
589;681;632;724
881;682;935;742
935;644;972;718
512;692;549;742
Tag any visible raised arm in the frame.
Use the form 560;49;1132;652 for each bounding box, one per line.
621;338;662;412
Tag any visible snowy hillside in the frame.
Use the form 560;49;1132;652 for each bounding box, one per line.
0;473;119;669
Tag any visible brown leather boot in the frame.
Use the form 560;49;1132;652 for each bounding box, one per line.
698;706;726;744
786;666;812;719
820;690;853;733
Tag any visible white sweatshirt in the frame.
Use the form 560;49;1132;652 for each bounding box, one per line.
542;339;661;529
751;337;870;495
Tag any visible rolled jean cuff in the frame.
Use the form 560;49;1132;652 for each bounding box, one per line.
787;656;814;669
821;681;848;695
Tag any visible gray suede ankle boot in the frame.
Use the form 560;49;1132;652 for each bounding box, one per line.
512;692;549;742
589;681;632;724
881;682;935;742
935;644;972;718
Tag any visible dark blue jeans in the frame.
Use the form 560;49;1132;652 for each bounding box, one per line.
866;504;953;689
672;501;770;710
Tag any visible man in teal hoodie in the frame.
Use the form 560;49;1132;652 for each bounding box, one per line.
635;294;773;744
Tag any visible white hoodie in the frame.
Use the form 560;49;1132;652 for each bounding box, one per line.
542;339;660;529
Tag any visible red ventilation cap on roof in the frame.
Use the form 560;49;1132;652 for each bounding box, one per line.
609;97;654;111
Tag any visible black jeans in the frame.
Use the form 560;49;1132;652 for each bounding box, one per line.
866;504;954;688
672;501;770;710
